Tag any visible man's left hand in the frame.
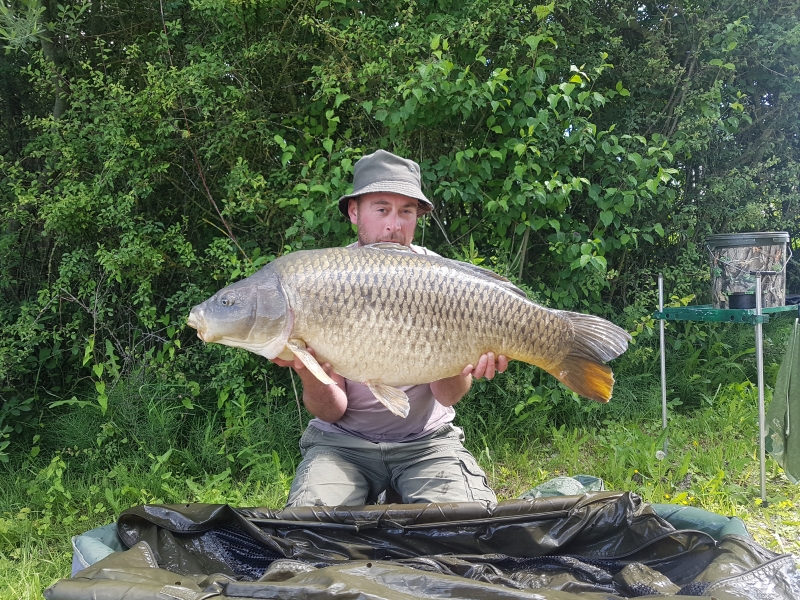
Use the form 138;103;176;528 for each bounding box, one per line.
462;352;509;380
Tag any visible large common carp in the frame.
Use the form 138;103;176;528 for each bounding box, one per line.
187;243;631;418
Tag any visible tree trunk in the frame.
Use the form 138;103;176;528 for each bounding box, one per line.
39;0;66;120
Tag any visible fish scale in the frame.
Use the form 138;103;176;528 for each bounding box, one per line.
279;248;560;384
187;244;631;417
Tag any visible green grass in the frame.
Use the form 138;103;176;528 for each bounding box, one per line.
2;325;800;599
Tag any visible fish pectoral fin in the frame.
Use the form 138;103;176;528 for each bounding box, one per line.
285;339;334;386
363;380;411;419
276;346;295;361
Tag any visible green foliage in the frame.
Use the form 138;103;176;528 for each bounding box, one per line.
0;0;799;486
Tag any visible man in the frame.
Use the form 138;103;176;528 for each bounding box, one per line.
272;149;508;507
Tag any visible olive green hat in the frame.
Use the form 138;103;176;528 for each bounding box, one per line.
338;149;434;218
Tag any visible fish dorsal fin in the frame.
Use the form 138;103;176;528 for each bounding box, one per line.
360;242;414;252
361;242;527;298
456;262;529;299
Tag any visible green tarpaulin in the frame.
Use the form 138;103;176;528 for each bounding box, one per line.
46;491;799;599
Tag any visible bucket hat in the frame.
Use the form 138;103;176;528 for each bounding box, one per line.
338;149;434;217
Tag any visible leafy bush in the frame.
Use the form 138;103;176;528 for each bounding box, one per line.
1;0;799;457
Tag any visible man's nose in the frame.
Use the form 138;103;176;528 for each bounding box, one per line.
386;213;402;230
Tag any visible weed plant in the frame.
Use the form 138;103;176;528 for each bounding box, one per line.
1;321;799;599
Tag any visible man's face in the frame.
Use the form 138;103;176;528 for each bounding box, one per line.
348;192;419;247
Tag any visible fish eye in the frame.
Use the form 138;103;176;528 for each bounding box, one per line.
220;294;235;307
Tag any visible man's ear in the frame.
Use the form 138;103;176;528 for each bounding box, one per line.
347;197;359;225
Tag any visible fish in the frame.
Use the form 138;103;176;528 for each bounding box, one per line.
187;243;631;418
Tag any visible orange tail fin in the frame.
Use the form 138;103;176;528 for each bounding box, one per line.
545;356;615;403
542;311;631;402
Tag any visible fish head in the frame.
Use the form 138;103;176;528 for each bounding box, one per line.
187;269;293;359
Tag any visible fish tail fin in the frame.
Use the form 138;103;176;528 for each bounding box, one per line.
544;356;615;403
544;312;631;403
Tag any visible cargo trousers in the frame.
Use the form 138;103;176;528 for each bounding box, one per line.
285;423;497;507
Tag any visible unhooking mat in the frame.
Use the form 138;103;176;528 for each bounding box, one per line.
47;490;800;599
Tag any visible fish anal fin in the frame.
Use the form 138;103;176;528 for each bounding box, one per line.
545;355;615;403
363;380;411;418
286;339;334;386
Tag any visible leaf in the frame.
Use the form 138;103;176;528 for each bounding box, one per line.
600;210;614;226
534;3;554;21
627;152;642;167
362;100;373;114
93;363;104;378
430;34;441;50
654;223;665;236
525;35;543;51
323;138;334;154
83;335;95;366
592;255;607;270
334;93;350;108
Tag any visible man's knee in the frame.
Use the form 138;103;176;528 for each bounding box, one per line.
394;450;496;504
285;452;372;507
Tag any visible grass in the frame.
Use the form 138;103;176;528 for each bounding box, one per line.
2;323;800;599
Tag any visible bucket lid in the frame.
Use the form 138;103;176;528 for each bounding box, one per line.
707;231;789;249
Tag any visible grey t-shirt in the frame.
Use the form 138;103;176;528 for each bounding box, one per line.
309;381;455;442
308;242;455;442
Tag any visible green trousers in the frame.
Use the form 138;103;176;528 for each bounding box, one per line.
285;423;497;507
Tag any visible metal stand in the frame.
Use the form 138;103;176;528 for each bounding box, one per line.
654;273;800;505
658;274;668;454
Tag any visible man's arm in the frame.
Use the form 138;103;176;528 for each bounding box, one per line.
430;353;509;407
271;349;348;423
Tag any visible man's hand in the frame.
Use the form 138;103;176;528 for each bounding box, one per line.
432;352;509;407
461;352;509;380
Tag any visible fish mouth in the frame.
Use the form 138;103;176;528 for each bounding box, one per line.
187;309;214;342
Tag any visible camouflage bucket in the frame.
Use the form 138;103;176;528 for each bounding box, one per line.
707;232;792;309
